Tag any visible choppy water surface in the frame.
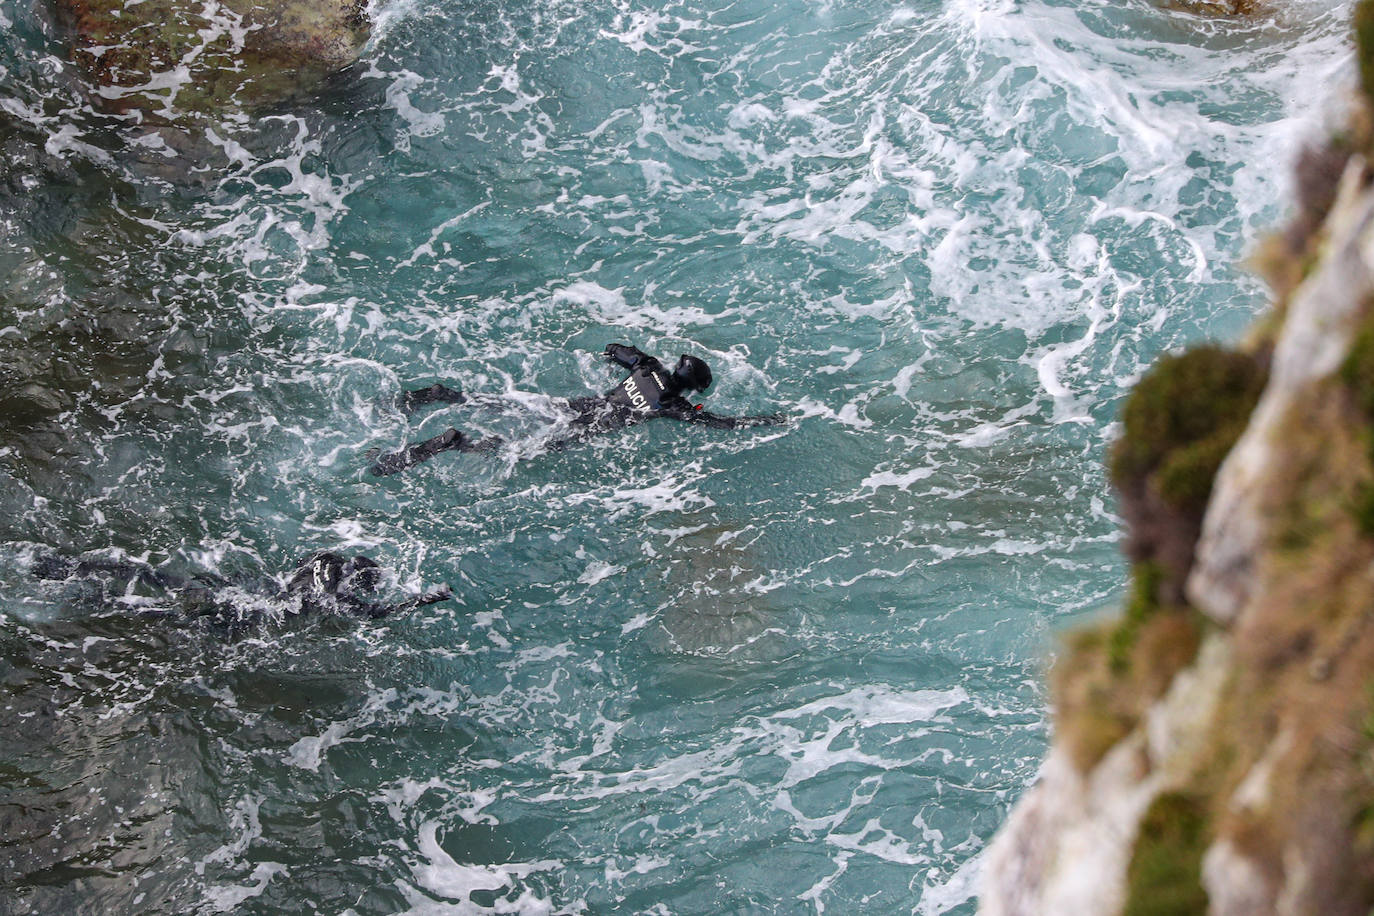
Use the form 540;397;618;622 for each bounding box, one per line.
0;0;1353;911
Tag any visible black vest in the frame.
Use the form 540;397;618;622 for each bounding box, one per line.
607;365;670;412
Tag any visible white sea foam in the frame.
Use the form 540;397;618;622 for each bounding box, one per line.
798;851;852;914
915;848;985;916
576;560;623;585
195;795;265;875
860;466;936;493
566;472;714;518
404;822;557;914
385;70;447;150
286;687;401;771
203;862;288;912
367;0;423;41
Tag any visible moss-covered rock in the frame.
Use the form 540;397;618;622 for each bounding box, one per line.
1123;793;1210;916
1337;315;1374;534
1052;563;1204;774
1356;0;1374;103
983;6;1374;914
1111;346;1267;516
1110;346;1266;604
1340;310;1374;419
51;0;371;123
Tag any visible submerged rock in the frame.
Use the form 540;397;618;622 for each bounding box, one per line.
1164;0;1258;15
50;0;371;122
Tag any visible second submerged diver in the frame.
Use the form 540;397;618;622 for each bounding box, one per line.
34;550;452;624
370;343;784;476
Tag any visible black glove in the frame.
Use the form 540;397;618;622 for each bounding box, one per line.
604;343;639;367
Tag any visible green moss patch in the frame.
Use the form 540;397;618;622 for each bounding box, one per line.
1340;316;1374;418
1110;345;1266;604
1339;313;1374;535
1109;562;1165;672
1123;792;1211;916
1357;0;1374;103
1112;346;1266;519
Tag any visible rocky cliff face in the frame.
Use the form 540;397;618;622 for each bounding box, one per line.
980;15;1374;916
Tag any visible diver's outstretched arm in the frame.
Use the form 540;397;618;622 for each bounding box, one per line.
369;428;500;476
669;405;787;430
604;343;650;369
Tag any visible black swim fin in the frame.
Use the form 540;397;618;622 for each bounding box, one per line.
369;428;502;476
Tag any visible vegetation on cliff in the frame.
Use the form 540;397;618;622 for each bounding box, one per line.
1111;346;1267;602
1123;792;1211;916
1035;5;1374;913
1053;345;1264;775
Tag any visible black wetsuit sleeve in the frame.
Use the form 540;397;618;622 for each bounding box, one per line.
661;400;786;430
604;343;650;369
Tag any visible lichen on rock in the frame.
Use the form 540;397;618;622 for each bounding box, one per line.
50;0;371;123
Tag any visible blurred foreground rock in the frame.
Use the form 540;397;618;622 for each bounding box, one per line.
979;6;1374;915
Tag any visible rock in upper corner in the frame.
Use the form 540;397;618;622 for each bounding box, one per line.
50;0;372;123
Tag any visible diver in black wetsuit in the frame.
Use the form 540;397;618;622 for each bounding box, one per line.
370;343;784;477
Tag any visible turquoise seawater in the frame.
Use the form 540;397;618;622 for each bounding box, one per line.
0;0;1354;911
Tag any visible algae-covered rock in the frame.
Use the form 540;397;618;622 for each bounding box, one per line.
1122;792;1210;916
50;0;371;122
1165;0;1258;15
981;633;1234;916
